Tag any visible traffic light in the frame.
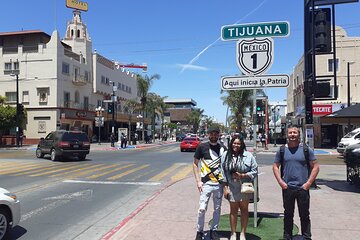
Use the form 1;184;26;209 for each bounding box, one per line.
313;8;331;53
107;102;113;114
256;99;264;113
17;103;24;116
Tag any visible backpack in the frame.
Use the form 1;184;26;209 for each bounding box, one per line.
279;144;310;178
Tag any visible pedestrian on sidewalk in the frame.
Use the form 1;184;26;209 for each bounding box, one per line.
272;124;319;240
193;127;227;240
221;135;258;240
110;133;115;147
120;133;126;148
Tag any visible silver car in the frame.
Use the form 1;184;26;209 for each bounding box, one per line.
0;187;21;240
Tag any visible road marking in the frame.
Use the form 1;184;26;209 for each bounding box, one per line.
49;164;106;177
171;164;193;182
148;163;183;182
12;163;69;176
30;163;93;177
62;164;119;178
0;163;47;175
107;164;150;181
86;163;134;179
21;199;70;222
63;179;160;186
43;189;93;200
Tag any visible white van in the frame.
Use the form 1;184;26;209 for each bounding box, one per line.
337;128;360;154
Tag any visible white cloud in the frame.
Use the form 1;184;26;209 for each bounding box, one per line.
176;64;208;71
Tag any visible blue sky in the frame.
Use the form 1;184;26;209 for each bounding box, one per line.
1;0;360;123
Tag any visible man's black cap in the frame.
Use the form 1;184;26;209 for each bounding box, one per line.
207;127;220;133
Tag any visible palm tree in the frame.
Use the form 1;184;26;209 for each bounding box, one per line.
186;108;204;133
123;99;140;140
145;93;164;139
202;115;214;132
137;73;160;141
221;90;253;132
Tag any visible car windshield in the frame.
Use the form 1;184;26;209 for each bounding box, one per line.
184;137;197;141
62;132;89;141
343;131;360;138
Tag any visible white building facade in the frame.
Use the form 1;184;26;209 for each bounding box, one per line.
0;10;139;144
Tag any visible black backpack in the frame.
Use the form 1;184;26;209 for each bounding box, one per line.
279;144;310;178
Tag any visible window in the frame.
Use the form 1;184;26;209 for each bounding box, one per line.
13;61;19;70
105;77;109;85
328;58;339;72
74;66;80;80
101;76;106;84
22;91;29;103
4;62;12;70
77;30;80;38
84;97;89;110
38;88;49;103
5;92;16;102
64;92;70;108
97;100;103;108
129;87;132;94
62;62;70;75
84;71;90;82
75;91;80;105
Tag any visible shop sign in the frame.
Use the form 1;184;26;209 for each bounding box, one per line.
312;104;346;115
76;111;87;118
66;0;88;12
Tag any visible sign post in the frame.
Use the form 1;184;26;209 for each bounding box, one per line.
221;20;291;228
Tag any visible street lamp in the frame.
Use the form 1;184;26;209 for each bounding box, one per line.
347;61;355;132
5;59;20;148
109;81;117;134
95;106;104;145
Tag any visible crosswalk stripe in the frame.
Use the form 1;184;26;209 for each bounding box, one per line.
29;163;91;177
49;164;106;178
64;164;120;179
86;164;134;179
0;162;39;172
171;164;193;182
11;163;70;176
0;163;49;175
107;164;150;181
148;163;183;182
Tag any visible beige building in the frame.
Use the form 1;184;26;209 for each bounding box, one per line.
0;10;139;144
288;26;360;147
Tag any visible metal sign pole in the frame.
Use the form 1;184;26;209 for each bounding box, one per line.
252;89;258;228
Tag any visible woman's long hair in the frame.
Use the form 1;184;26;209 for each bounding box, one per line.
222;135;246;173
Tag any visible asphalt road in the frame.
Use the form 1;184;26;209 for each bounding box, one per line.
0;143;275;240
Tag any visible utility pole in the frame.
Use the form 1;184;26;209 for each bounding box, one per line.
111;81;117;134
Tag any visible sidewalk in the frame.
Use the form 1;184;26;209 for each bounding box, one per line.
103;154;360;240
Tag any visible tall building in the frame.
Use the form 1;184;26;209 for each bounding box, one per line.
0;10;139;144
288;26;360;147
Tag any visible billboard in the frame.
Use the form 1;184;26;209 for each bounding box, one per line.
66;0;88;12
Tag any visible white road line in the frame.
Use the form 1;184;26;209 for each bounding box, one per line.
21;200;70;222
63;179;161;186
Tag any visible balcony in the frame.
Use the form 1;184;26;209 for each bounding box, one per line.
72;75;87;86
61;100;94;111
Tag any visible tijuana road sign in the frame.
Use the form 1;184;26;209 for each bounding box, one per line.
221;74;289;90
221;21;290;41
237;38;274;75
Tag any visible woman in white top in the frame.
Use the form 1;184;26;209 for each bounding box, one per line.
221;135;258;240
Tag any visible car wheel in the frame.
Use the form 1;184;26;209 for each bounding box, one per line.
180;148;184;152
0;208;10;240
35;148;44;158
50;149;58;161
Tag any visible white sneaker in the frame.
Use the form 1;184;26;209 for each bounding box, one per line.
240;232;246;240
229;233;236;240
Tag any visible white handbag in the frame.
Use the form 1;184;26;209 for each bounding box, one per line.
241;182;255;193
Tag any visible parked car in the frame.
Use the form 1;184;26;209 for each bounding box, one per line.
176;133;186;142
0;187;21;240
180;137;201;152
36;130;90;161
344;143;360;184
337;128;360;154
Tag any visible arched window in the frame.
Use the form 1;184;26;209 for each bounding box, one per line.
71;29;74;37
77;30;80;38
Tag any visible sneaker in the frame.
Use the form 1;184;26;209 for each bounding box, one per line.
240;232;246;240
195;231;203;240
230;232;237;240
210;230;220;240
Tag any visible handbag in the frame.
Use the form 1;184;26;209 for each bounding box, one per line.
241;182;255;193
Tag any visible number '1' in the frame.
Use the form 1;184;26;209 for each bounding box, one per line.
251;53;257;69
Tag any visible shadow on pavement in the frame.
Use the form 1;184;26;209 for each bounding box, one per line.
11;225;27;239
316;178;360;193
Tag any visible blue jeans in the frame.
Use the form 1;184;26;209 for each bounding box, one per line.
282;187;311;240
197;184;223;232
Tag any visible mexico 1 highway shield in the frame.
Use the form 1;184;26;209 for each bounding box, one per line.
236;38;274;75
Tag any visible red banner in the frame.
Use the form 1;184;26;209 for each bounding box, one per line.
312;105;332;115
